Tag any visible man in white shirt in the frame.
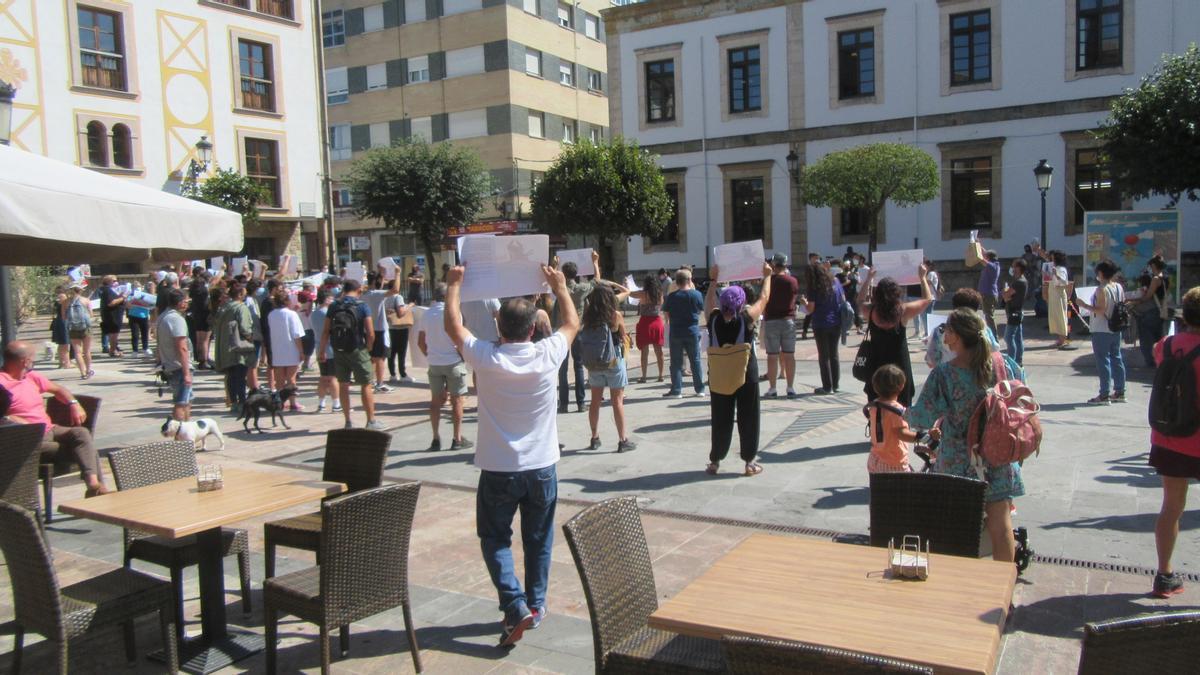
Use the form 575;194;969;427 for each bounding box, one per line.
417;283;472;452
443;263;578;647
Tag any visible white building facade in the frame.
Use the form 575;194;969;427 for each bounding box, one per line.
603;0;1200;278
0;0;327;269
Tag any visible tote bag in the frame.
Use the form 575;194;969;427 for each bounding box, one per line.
852;331;874;382
707;314;751;396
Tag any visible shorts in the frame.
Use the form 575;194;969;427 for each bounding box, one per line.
762;318;796;354
369;331;388;359
333;349;372;385
428;362;468;397
318;359;336;377
164;369;194;406
1150;445;1200;480
69;329;89;340
867;452;912;474
588;356;627;390
635;315;665;349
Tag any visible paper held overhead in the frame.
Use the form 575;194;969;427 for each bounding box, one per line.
871;249;924;286
460;234;550;302
556;248;597;277
230;257;248;277
345;261;366;284
713;240;765;283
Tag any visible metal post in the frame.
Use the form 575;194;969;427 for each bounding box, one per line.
0;266;15;351
1039;189;1047;252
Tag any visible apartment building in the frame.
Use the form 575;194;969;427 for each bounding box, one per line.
603;0;1200;275
0;0;327;270
321;0;611;268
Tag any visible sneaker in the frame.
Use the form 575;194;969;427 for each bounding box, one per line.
1110;391;1127;403
694;390;708;398
388;376;401;385
344;420;354;429
813;387;832;396
1153;571;1185;598
400;375;414;383
426;438;442;452
499;605;534;647
662;391;683;399
785;389;798;400
289;402;305;412
763;389;778;398
617;439;637;453
588;437;602;450
332;403;343;412
1087;394;1110;406
576;403;585;413
530;606;547;629
317;402;327;413
450;437;474;451
374;383;393;393
365;419;386;431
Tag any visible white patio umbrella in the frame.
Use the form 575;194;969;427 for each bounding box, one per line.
0;144;243;264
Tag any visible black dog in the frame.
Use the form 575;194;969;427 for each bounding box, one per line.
238;385;298;433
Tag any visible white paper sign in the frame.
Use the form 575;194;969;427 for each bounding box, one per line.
128;290;156;309
378;256;398;281
250;260;266;277
279;255;298;276
345;261;366;284
116;283;131;296
89;298;100;310
67;268;84;283
926;312;948;336
623;275;640;307
1075;286;1098;317
79;264;91;278
457;234;494;261
210;257;224;271
461;234;550;302
231;257;248;277
871;249;924;286
970;230;978;243
713;240;765;283
557;248;597;277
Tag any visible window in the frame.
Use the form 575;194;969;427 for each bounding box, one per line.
404;0;426;23
332;188;353;208
950;10;990;85
366;63;387;90
369;122;389;148
645;59;674;122
449;110;487;139
838;29;874;99
1074;149;1121;223
588;70;602;92
523;0;538;14
557;2;573;29
528;111;544;138
407;55;429;84
326;67;348;104
525;48;542;76
363;4;384;32
443;0;480;16
111;123;132;169
584;14;598;39
86;121;109;167
589;126;601;144
1077;0;1122;70
559;62;574;86
651;183;680;245
410;116;432;142
530;171;544;191
329;124;351;160
238;39;275;112
445;46;484;78
727;46;761;114
322;9;344;47
254;0;293;20
244;138;281;207
949;157;991;231
77;6;126;91
838;208;870;237
730;178;765;241
562;120;576;144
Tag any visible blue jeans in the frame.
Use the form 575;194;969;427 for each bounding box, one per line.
1090;331;1126;396
1136;309;1164;368
917;299;936;336
477;464;558;617
668;328;704;394
1004;322;1024;366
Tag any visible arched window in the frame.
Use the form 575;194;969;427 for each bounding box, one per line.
111;123;132;168
86;121;108;167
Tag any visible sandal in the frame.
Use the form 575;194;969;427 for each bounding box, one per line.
705;462;719;475
744;462;764;476
638;376;647;384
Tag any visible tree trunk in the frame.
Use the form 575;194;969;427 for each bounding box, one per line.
422;237;438;288
867;208;881;262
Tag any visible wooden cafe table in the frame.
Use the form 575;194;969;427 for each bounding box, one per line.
60;467;345;674
648;533;1017;675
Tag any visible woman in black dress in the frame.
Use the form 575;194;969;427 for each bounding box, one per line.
856;266;932;407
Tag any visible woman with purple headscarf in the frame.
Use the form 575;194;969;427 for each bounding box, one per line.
703;261;774;476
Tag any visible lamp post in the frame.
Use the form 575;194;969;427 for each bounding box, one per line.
0;81;14;147
1033;159;1053;249
0;82;16;353
181;135;213;196
786;149;799;183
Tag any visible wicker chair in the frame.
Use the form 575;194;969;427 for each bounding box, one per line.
723;635;933;674
264;482;422;674
0;502;179;674
38;394;100;523
868;472;987;558
0;423;49;522
263;428;391;578
107;441;252;645
1078;610;1200;674
562;496;726;674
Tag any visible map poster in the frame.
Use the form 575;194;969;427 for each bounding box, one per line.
1083;210;1181;303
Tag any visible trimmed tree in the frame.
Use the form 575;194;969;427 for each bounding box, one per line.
191;168;268;226
1096;43;1200;205
530;138;674;246
799;143;940;256
347;139;492;284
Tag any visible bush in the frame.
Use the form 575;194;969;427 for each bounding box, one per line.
13;266;66;326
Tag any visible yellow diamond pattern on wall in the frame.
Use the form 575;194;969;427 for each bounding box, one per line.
157;10;213;178
0;0;44;154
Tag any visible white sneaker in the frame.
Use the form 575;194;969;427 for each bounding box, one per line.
365;419;386;431
317;402;327;413
332;403;343;412
695;390;708;398
374;383;394;393
400;375;414;383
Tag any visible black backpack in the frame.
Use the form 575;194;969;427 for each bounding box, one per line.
327;298;362;353
1148;337;1200;437
1107;286;1130;332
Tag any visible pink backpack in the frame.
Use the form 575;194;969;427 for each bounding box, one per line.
967;355;1043;467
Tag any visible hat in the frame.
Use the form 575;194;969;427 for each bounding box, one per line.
770;253;788;267
719;285;746;317
154;270;167;282
297;291;313;304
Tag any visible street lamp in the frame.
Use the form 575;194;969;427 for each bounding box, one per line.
0;81;15;354
0;81;15;146
1033;159;1053;249
786;149;799;184
181;135;213;196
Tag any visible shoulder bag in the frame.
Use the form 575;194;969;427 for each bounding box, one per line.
707;314;751;396
852;320;875;382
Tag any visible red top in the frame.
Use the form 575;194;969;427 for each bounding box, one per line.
1152;332;1200;457
763;273;799;320
0;370;53;428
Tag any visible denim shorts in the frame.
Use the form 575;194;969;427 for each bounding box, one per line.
588;356;627;390
164;369;194;406
762;318;796;354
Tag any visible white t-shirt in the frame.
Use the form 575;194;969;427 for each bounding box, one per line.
462;298;501;342
267;307;305;366
418;301;462;366
362;290;391;348
1088;283;1125;334
462;332;570;472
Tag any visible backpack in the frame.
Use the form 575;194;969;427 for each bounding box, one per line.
1148;336;1200;437
579;323;617;370
863;400;906;444
327;298;363;353
66;298;91;332
1107;286;1130;332
967;357;1043;468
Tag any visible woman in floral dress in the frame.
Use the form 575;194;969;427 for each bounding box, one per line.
906;308;1025;563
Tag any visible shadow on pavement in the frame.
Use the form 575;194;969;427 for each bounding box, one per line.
1043;510;1200;533
767;442;869;464
1007;592;1200;639
561;470;739;493
1092;452;1160;489
812;486;870;509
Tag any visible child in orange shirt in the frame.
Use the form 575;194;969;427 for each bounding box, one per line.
866;365;921;473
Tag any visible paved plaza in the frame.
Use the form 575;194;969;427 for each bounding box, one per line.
2;315;1197;673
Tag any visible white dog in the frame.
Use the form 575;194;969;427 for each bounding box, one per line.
161;418;225;451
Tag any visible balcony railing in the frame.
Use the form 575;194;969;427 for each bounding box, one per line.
81;49;126;91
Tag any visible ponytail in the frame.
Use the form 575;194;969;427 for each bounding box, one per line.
947;308;995;389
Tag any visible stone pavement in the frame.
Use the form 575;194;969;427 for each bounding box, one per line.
2;314;1197;673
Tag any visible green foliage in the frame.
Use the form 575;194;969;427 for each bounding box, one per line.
191;168;268;226
530;138;673;239
347;139;492;282
1096;44;1200;205
799;143;939;253
14;266;66;326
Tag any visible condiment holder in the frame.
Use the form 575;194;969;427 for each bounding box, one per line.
197;464;224;492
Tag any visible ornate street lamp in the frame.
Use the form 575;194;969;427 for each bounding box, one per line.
1033;159;1053;249
182;135;213;196
786;149;799;183
0;81;15;146
0;81;15;353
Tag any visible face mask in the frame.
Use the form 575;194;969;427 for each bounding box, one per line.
1009;267;1018;277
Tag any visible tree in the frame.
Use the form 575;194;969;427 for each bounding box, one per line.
347;139;491;284
190;168;269;227
798;143;939;256
530;138;673;242
1096;43;1200;205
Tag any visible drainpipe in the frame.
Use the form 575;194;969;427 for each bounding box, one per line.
312;0;337;270
700;39;711;271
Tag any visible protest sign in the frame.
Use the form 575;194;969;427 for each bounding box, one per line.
345;261;366;284
1075;286;1098;317
378;256;398;281
128;290;156;309
624;275;640;306
250;260;265;278
713;240;765;283
231;257;248;277
79;264;91;278
556;248;597;277
926;312;948;336
457;234;494;261
871;249;924;286
89;298;100;310
278;254;298;276
67;268;84;284
210;257;224;271
460;234;549;302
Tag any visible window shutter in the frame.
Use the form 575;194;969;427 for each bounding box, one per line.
432;113;449;142
386;59;406;87
350;124;370;151
429;51;447;81
345;7;365;36
347;66;367;94
383;0;401;28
